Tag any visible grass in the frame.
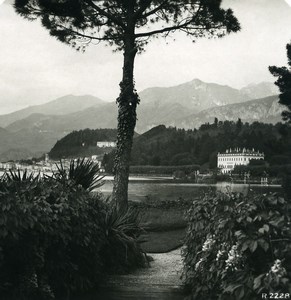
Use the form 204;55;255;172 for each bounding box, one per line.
139;207;186;231
139;229;186;253
134;206;187;253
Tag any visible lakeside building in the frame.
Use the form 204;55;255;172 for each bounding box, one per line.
217;148;264;174
97;141;116;148
0;155;103;173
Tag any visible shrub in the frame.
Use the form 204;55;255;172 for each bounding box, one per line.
53;158;104;191
182;191;291;300
0;165;145;299
100;205;146;274
0;172;106;299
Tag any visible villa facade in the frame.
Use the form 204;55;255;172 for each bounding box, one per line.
217;148;264;174
96;141;116;148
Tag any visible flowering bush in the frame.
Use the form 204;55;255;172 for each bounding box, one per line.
182;191;291;300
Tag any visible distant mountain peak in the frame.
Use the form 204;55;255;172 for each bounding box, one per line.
188;78;203;84
171;95;283;130
139;78;251;114
240;81;279;100
243;81;274;88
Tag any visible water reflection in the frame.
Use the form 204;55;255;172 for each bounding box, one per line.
99;179;281;203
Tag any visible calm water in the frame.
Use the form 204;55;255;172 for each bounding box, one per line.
99;177;282;203
0;171;281;203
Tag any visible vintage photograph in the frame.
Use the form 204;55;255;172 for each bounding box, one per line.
0;0;290;299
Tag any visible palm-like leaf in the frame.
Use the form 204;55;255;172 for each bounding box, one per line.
101;205;145;270
3;169;39;183
104;207;142;242
0;169;40;194
52;158;104;191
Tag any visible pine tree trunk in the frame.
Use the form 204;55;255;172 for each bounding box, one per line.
112;37;138;213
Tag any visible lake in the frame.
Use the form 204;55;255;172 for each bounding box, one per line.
99;176;282;203
0;171;281;203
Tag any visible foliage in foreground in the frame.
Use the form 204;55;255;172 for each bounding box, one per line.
0;164;144;300
101;205;145;274
183;191;291;300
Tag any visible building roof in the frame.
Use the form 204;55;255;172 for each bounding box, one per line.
218;148;264;155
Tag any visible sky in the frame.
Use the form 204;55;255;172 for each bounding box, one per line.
0;0;291;114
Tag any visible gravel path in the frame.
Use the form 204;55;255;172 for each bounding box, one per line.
107;249;183;288
96;249;185;299
107;248;183;287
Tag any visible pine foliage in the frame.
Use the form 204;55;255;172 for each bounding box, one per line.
14;0;240;52
269;42;291;122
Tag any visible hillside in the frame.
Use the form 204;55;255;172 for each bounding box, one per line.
171;95;283;129
0;80;282;161
49;128;118;159
0;127;67;161
105;121;291;171
139;79;251;111
0;95;104;128
5;102;117;133
0;148;35;162
240;82;279;100
4;81;281;136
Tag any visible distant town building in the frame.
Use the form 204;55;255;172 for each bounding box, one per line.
91;155;98;161
217;148;264;174
91;155;102;168
97;141;116;148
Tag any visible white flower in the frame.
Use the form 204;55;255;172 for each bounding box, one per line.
202;236;215;252
216;250;224;261
225;244;242;271
195;257;205;271
267;259;287;278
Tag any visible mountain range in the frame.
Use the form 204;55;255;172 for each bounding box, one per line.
170;95;283;129
0;79;282;161
0;95;103;128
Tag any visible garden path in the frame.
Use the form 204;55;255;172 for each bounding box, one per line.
96;248;185;300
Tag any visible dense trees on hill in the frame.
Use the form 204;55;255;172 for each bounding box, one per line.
132;120;291;167
49;128;117;159
49;120;291;177
103;120;291;173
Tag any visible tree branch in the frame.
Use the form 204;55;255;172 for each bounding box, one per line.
133;0;152;20
134;17;196;38
84;0;126;29
135;2;204;38
139;0;168;19
58;24;123;42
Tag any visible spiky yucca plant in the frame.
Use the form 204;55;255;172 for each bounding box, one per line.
0;169;40;195
101;205;146;273
53;158;104;192
2;169;39;183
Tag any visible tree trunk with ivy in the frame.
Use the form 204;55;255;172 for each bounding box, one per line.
112;35;139;213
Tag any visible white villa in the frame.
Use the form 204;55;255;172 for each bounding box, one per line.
217;148;264;174
96;141;116;148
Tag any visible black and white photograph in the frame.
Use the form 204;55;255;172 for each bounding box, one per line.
0;0;291;299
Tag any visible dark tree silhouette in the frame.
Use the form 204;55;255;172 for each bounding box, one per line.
14;0;240;212
269;42;291;123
